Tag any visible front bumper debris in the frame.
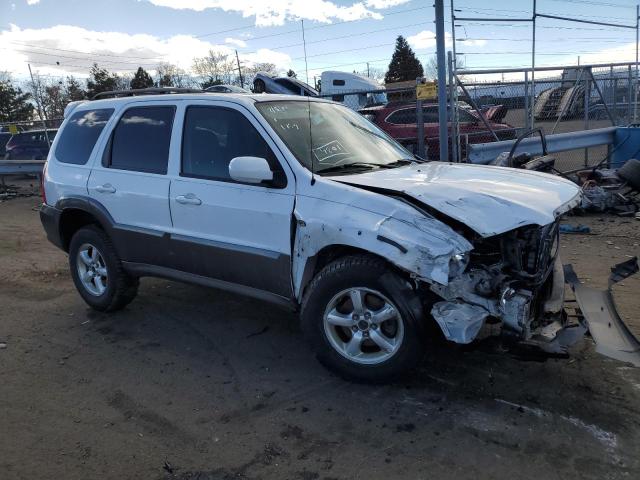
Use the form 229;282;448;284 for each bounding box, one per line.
564;257;640;367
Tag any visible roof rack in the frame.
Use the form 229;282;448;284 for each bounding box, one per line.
92;87;206;100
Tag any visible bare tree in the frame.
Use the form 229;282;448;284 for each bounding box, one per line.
192;50;237;87
353;66;385;83
27;71;51;120
424;55;465;81
242;62;277;89
156;63;191;88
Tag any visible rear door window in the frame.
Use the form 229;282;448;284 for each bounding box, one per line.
55;109;113;165
386;108;416;125
106;106;175;174
422;107;439;123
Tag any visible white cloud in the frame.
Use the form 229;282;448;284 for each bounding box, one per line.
242;48;292;68
224;37;246;48
576;42;636;65
407;30;440;50
26;0;40;4
0;24;291;77
364;0;410;8
459;38;487;47
145;0;384;26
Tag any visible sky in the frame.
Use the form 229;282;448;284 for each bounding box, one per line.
1;0;640;83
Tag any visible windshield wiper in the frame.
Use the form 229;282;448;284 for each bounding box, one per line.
377;159;413;168
318;162;381;174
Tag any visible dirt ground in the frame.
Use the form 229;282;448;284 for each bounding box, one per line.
1;179;640;480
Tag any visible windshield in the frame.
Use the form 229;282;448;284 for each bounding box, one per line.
256;100;412;175
368;92;387;106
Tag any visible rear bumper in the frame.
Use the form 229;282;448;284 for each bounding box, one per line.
39;203;64;250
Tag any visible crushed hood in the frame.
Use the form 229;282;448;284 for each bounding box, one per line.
333;162;581;237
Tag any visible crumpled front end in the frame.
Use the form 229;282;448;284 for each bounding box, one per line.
427;219;640;365
429;220;573;348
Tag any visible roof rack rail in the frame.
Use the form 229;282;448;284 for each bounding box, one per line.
92;87;206;100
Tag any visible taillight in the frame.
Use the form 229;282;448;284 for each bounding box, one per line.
40;162;47;205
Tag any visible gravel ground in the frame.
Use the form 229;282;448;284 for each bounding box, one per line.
1;181;640;480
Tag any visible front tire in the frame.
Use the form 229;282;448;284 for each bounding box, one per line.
68;225;138;312
301;255;426;383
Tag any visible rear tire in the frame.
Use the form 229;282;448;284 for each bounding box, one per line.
301;255;426;383
68;225;138;312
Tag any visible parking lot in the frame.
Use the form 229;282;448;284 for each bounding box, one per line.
1;181;640;480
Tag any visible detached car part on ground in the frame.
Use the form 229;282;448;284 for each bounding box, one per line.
40;93;638;383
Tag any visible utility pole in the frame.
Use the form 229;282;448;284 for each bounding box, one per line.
301;20;310;85
367;62;370;78
635;4;639;121
435;0;448;162
28;63;50;147
235;50;244;88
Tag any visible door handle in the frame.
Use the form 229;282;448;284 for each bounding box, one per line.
175;193;202;206
95;183;116;194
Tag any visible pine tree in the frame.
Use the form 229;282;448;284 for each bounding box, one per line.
86;64;119;98
130;67;154;90
65;76;87;101
384;36;424;84
0;79;33;122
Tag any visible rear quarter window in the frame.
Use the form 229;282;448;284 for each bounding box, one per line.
55;109;114;165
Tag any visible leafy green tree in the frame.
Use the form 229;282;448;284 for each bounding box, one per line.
86;64;119;98
384;35;424;84
42;83;67;119
65;76;87;101
0;76;34;122
130;67;154;89
200;78;223;89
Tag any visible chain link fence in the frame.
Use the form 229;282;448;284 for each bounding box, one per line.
318;61;639;172
453;62;639;171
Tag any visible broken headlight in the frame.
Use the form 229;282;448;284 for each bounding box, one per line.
449;252;470;278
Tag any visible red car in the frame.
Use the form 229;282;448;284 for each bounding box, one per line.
359;102;515;160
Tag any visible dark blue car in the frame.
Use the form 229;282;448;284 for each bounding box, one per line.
4;129;56;160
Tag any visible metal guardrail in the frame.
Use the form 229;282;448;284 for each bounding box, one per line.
467;127;616;164
0;160;45;175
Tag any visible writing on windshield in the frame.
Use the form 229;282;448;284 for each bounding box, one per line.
256;101;410;175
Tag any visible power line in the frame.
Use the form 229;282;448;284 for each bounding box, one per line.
7;41;165;60
459;36;637;43
195;5;430;40
240;21;429;56
0;47;161;67
459;51;635;55
545;0;636;8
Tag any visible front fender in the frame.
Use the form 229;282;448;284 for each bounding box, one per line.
292;195;472;301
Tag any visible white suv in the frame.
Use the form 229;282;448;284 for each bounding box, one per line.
41;91;586;382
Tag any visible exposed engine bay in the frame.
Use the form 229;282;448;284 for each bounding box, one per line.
429;220;572;348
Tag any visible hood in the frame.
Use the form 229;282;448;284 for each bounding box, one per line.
333;162;581;237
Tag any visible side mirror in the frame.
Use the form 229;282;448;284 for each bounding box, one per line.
228;156;273;184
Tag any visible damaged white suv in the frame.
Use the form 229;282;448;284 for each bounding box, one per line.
41;92;587;382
